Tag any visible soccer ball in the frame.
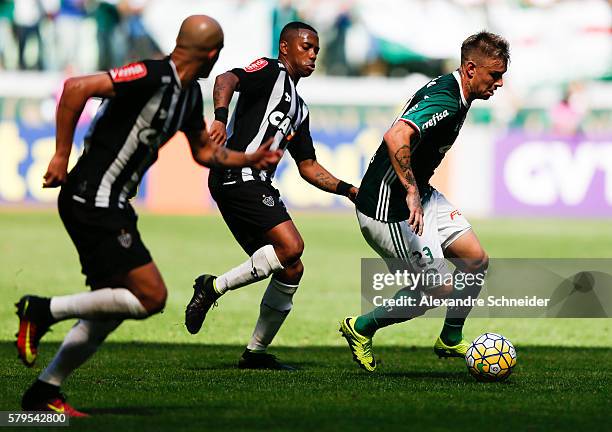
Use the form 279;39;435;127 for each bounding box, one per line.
465;333;516;382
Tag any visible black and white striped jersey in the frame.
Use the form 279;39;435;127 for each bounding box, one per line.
210;57;316;186
67;57;204;209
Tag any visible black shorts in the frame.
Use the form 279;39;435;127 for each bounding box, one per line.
58;186;152;286
209;179;291;255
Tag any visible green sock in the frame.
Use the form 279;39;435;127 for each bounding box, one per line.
440;318;464;345
354;311;384;337
354;287;424;337
440;269;485;345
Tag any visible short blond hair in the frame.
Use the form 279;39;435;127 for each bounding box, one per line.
461;31;510;66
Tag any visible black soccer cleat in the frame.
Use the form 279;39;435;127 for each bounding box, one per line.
184;274;220;335
238;349;297;371
22;380;88;417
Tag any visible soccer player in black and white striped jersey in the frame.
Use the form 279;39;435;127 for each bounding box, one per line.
14;15;282;415
184;22;358;370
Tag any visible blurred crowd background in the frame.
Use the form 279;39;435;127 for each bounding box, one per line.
2;1;610;79
0;0;162;72
0;0;611;216
0;0;610;133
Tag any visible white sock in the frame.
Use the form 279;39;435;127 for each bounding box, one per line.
246;278;298;351
215;245;283;295
38;319;122;386
50;288;148;321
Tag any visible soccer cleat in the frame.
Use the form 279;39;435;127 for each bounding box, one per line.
22;386;89;417
339;317;376;372
15;296;52;367
184;274;220;335
433;336;470;358
238;349;296;371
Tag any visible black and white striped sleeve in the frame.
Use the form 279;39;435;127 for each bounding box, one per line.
108;60;161;97
230;58;277;94
287;113;316;162
180;85;205;134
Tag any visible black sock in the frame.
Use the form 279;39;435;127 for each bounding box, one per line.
22;380;61;408
29;296;55;325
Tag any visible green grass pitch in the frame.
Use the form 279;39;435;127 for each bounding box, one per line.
1;211;611;431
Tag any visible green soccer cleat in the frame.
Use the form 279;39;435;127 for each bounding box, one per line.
339;317;376;372
433;336;469;358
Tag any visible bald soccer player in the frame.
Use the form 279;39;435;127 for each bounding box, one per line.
14;15;281;415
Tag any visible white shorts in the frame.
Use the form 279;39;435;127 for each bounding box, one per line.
357;189;471;286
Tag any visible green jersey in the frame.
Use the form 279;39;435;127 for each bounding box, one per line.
356;71;469;222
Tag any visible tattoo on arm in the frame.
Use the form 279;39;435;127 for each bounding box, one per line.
314;172;337;192
210;147;229;167
213;83;226;108
213;73;237;109
394;145;418;191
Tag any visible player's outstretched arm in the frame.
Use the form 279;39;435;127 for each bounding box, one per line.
297;159;358;202
188;132;282;170
384;121;424;235
209;71;240;146
44;73;116;188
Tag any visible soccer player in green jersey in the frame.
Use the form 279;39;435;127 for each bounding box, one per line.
339;31;510;372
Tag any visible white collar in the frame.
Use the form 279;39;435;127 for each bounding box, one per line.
453;70;469;108
169;58;182;89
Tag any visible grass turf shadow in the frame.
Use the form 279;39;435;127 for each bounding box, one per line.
1;343;610;431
